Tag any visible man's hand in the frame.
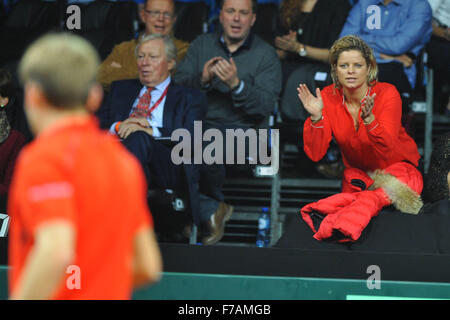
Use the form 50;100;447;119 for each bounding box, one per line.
123;116;150;128
212;57;240;89
117;119;153;139
201;57;223;86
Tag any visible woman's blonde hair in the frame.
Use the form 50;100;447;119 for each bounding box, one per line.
329;35;378;89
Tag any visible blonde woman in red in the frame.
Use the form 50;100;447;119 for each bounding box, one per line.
297;35;423;242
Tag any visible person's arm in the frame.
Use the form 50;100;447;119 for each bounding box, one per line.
275;32;330;63
303;115;333;162
132;227;162;288
301;45;330;63
297;85;332;162
10;221;75;300
115;117;155;139
230;48;282;118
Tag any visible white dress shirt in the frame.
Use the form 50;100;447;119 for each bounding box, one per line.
110;76;171;138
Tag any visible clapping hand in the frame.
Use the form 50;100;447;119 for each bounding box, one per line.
275;30;298;53
361;93;376;124
213;57;240;89
297;84;323;121
201;57;223;85
201;57;240;89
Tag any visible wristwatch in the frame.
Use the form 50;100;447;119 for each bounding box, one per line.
298;43;307;57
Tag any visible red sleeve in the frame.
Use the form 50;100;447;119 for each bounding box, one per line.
363;85;402;161
303;108;333;162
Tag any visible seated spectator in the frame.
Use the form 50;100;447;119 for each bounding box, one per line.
339;0;432;117
97;0;189;91
174;0;282;245
96;34;207;237
427;0;450;116
0;69;26;213
297;35;423;242
275;0;351;123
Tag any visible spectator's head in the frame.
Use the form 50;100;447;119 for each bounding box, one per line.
19;33;102;134
219;0;256;45
140;0;176;37
0;69;14;108
136;34;176;88
329;35;378;90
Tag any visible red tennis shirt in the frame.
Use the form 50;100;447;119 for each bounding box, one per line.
8;116;152;299
303;82;420;172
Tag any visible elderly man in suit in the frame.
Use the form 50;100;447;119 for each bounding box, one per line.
97;34;207;238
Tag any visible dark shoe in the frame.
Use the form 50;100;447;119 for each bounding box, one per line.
202;202;234;245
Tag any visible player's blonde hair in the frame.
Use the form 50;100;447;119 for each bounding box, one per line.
19;32;100;109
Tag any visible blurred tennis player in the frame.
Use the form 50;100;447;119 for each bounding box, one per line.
8;32;162;300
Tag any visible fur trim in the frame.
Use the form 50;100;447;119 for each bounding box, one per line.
368;170;423;214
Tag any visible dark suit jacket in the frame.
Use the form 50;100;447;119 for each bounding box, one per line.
96;79;207;225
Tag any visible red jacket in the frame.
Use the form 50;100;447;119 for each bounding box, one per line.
303;82;420;172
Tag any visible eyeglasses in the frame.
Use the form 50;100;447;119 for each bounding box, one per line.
144;9;173;20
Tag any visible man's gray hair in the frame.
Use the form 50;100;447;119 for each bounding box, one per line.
135;34;178;67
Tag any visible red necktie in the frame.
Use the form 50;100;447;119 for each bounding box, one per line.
130;87;154;118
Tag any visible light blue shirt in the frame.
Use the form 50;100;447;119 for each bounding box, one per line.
110;76;171;138
340;0;433;89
